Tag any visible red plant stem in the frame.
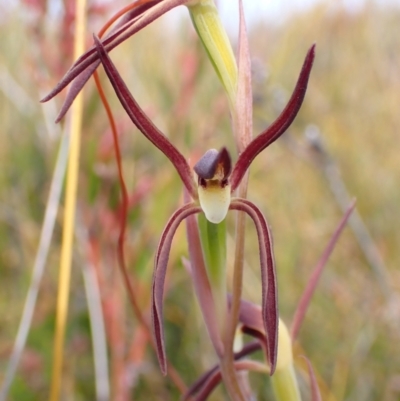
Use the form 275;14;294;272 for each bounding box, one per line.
109;267;128;401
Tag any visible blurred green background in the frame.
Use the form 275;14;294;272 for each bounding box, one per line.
0;0;399;400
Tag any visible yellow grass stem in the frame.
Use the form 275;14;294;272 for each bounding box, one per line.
49;0;87;399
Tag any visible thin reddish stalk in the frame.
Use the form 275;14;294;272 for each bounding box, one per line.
93;34;141;333
109;269;128;401
290;200;356;341
301;356;322;401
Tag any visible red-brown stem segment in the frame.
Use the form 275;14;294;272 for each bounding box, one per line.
230;44;316;191
230;198;278;374
94;35;197;199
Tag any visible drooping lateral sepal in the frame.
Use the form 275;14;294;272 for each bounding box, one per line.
230;44;316;191
152;202;202;374
93;35;197;199
230;198;278;374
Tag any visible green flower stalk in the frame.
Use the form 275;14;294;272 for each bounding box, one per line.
198;214;227;336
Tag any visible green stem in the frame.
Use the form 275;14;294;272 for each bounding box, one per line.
198;214;227;336
198;214;246;400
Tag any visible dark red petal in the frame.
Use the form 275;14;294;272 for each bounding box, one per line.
230;44;316;191
291;199;356;341
152;203;201;375
93;35;197;198
230;198;278;374
193;147;231;180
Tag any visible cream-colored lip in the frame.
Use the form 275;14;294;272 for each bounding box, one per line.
198;182;231;224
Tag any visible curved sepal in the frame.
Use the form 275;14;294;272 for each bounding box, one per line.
230;198;278;374
230;45;316;191
152;202;201;374
94;35;197;199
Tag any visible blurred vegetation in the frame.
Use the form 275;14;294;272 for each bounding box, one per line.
0;1;400;400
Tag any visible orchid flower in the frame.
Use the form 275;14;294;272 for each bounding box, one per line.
93;35;315;377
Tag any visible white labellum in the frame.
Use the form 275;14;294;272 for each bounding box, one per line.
198;182;231;224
